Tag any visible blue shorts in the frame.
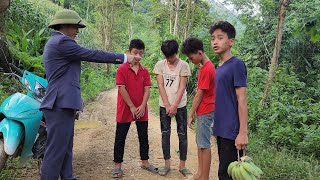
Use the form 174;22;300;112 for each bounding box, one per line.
196;112;214;148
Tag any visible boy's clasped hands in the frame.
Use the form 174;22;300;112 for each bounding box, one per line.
164;104;178;117
130;105;146;119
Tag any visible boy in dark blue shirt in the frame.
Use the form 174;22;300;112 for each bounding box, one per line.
210;21;248;179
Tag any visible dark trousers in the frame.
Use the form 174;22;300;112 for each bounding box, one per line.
160;106;188;161
216;136;243;180
113;121;149;163
41;108;76;180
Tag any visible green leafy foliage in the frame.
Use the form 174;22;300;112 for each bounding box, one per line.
247;135;320;180
6;22;47;57
80;63;117;101
292;1;320;43
247;66;320;158
0;76;13;103
5;0;58;32
0;74;25;103
221;0;320;158
1;0;319;179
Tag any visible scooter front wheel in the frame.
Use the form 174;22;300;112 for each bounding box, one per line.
0;139;8;170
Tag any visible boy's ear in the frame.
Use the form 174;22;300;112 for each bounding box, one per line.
229;38;235;46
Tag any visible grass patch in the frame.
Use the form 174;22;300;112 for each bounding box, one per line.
149;87;160;116
247;134;320;180
0;158;21;180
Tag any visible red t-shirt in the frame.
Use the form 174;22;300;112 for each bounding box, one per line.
116;63;151;122
196;60;216;115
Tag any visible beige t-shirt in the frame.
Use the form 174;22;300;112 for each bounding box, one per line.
153;59;191;108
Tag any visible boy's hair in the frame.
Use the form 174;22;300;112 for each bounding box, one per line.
209;21;236;39
161;40;179;58
129;39;145;51
181;37;204;55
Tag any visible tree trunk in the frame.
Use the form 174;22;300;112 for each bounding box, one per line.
128;0;137;41
106;0;115;74
169;0;173;34
86;0;90;21
173;0;179;36
107;0;115;51
128;20;133;42
184;0;191;40
99;1;111;74
0;0;10;13
261;0;289;106
100;6;107;51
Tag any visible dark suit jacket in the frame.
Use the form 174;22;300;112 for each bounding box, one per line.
40;31;124;111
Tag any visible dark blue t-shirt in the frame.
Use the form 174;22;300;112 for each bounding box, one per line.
213;56;247;140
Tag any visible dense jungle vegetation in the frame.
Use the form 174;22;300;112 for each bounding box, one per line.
0;0;319;179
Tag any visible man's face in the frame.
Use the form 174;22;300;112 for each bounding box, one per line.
64;24;80;39
128;48;144;63
187;51;202;65
210;29;234;55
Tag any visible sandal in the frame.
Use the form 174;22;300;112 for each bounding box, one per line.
141;164;159;173
112;168;124;178
158;166;170;176
179;168;192;177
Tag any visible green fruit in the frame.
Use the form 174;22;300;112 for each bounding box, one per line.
249;162;263;176
228;161;238;176
250;174;258;180
242;162;261;177
239;164;254;180
232;165;240;180
234;164;243;180
241;156;253;163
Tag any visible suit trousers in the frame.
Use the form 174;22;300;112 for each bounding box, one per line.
41;108;77;180
113;121;149;163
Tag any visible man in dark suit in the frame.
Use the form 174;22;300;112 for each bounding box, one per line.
40;9;140;180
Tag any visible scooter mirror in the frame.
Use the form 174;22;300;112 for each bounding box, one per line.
27;67;35;72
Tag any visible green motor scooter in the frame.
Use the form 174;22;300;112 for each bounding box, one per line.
0;64;47;170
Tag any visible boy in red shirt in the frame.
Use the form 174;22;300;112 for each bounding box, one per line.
182;38;216;180
112;39;158;178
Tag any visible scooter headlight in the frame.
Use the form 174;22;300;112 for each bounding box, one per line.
33;81;46;102
24;78;32;91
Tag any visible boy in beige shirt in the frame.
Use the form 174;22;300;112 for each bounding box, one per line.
153;40;192;177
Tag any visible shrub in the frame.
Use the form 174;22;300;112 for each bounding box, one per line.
247;65;320;158
247;135;320;180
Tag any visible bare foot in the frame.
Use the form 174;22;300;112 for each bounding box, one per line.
141;160;150;167
193;173;200;180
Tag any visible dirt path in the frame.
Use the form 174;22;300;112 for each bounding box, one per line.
20;88;218;180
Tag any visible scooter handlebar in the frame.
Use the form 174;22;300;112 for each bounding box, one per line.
9;63;24;77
